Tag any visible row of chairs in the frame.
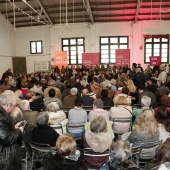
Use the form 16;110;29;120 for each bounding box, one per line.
22;139;162;170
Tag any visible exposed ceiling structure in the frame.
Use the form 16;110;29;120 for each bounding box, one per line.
0;0;170;28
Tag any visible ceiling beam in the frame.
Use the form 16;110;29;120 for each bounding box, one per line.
82;0;94;23
35;0;53;25
135;0;142;22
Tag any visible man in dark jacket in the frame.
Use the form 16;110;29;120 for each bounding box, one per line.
133;68;146;88
81;89;94;106
0;90;24;170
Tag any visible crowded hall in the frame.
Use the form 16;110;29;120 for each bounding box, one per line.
0;0;170;170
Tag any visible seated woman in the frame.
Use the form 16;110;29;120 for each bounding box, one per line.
155;106;170;142
46;102;67;133
68;98;87;139
151;138;170;170
32;112;59;147
99;140;139;170
82;116;113;169
44;133;87;170
26;91;44;112
128;109;159;146
109;96;132;135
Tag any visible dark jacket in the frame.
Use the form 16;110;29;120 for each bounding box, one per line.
32;125;59;147
133;72;146;88
81;95;94;106
0;106;23;170
44;153;87;170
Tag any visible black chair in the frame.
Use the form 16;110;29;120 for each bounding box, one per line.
29;141;55;170
50;123;63;134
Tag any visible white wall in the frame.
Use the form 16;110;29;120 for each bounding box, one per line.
0;13;16;76
1;13;170;75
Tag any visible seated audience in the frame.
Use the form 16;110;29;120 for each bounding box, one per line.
113;86;132;106
82;116;113;169
109;96;132;134
81;89;94;106
20;100;39;124
154;95;170;115
88;99;109;121
26;91;44;112
44;80;62;100
151;138;170;170
132;96;152;125
32;112;59;147
101;89;114;107
63;87;78;108
155;106;170;142
99;140;139;170
127;79;137;105
128;109;159;146
44;88;62;109
44;133;87;170
68;98;87;138
30;81;44;97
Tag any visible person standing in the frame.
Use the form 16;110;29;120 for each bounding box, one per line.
0;90;24;170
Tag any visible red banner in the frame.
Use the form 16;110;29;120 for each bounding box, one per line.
82;53;100;67
55;51;68;69
116;49;130;68
150;56;161;66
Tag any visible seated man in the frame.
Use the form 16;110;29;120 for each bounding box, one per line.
44;88;62;109
81;89;94;106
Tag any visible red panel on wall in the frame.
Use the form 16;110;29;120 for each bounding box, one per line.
82;53;100;66
55;51;68;69
150;56;161;66
116;49;130;68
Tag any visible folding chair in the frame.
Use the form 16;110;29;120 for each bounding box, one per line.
134;140;162;168
83;148;109;169
110;117;132;139
21;141;29;170
29;141;55;170
50;123;63;135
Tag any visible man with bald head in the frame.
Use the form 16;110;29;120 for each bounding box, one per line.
155;64;167;87
81;89;94;106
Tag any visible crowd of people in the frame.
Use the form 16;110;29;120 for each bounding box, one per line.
0;63;170;170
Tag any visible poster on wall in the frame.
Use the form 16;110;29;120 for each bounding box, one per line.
115;49;130;68
150;56;161;66
82;53;100;67
34;61;50;72
55;51;68;69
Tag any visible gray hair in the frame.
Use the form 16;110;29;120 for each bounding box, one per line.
46;102;60;112
93;99;103;109
82;89;89;95
20;100;30;110
48;80;56;86
141;96;151;107
0;90;18;106
70;88;78;95
109;140;131;168
10;107;23;124
37;112;49;126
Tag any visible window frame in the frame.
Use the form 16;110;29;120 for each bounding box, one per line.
100;36;129;64
144;37;169;64
30;40;43;54
62;37;85;65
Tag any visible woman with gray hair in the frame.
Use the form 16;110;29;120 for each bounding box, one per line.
32;112;59;147
0;90;25;170
132;95;153;125
99;140;139;170
88;99;109;121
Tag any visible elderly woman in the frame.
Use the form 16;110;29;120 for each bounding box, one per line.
128;109;159;146
132;95;153;125
109;96;132;135
32;112;59;147
68;98;87;139
88;99;109;121
0;90;24;170
100;140;139;170
82;116;113;169
44;133;87;170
